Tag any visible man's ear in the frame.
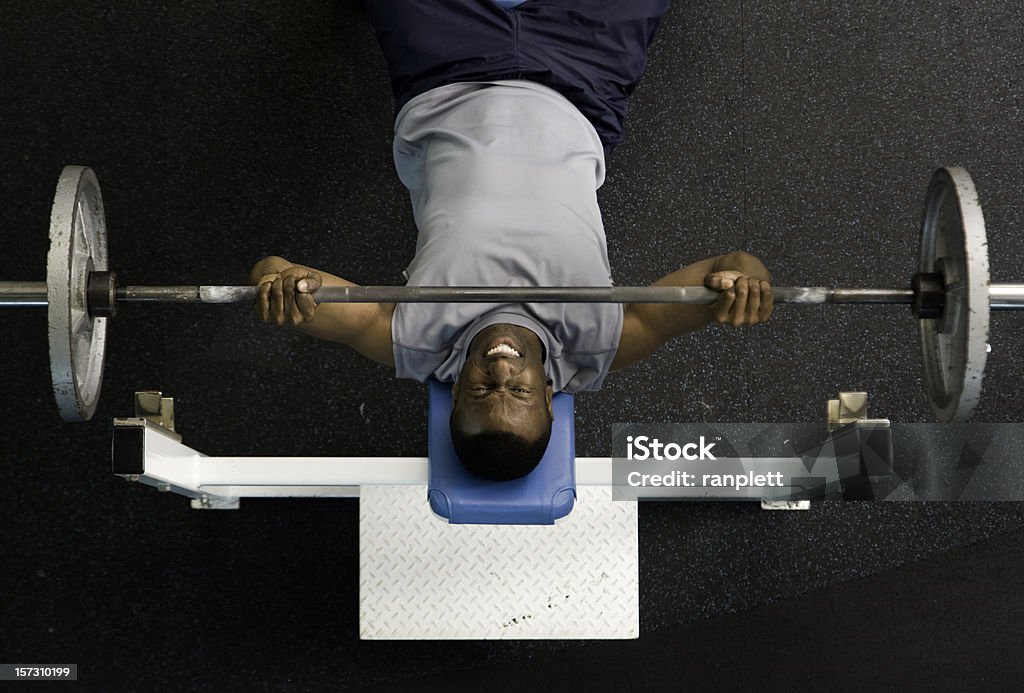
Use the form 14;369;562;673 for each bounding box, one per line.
545;383;554;418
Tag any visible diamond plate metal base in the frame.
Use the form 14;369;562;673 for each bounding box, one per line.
359;485;638;640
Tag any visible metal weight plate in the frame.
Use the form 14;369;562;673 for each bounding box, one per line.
919;167;990;422
47;166;108;422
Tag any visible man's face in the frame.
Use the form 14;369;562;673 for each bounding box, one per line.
452;324;554;436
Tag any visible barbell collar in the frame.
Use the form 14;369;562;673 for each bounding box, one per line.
911;272;945;318
87;271;118;318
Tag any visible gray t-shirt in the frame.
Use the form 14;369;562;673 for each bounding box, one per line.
391;80;623;393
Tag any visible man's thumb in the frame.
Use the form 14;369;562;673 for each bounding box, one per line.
297;274;323;293
705;273;735;291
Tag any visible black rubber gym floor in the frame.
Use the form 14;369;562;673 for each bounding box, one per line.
1;1;1021;690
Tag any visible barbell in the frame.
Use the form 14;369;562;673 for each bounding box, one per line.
2;166;1022;423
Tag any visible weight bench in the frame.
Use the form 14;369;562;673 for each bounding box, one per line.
110;389;898;638
373;382;637;638
111;389;885;510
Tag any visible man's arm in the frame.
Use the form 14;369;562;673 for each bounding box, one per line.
611;251;772;371
250;256;396;367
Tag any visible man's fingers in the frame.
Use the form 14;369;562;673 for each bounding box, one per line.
295;295;315;323
254;268;320;327
285;276;311;327
283;272;322;325
745;279;762;325
258;281;270;323
708;271;742;324
759;281;774;322
731;277;749;327
712;288;735;324
291;272;321;324
709;277;774;328
271;277;285;326
255;273;279;324
280;275;296;326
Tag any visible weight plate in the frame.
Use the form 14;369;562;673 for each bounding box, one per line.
47;166;108;422
919;167;990;422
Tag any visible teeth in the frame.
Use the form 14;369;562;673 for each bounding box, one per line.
486;344;521;358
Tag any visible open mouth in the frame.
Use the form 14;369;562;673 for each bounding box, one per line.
484;342;521;358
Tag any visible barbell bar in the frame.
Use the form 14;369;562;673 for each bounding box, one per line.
5;165;1022;423
4;280;1024;308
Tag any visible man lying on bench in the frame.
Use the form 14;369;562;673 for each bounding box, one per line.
249;0;773;482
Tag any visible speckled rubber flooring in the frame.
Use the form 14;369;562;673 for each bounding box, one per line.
1;2;1021;690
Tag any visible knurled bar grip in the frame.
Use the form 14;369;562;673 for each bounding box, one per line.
12;282;911;305
5;281;1024;307
116;280;1024;305
191;285;915;305
113;283;1024;308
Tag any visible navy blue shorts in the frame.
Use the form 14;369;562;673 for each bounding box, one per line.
361;0;672;153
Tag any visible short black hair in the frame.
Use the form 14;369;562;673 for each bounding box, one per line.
449;420;552;481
